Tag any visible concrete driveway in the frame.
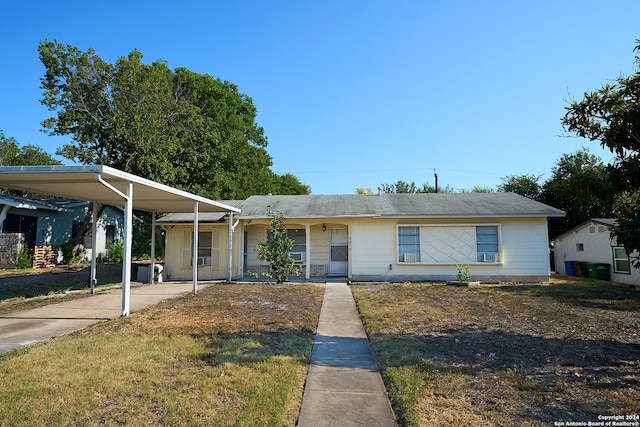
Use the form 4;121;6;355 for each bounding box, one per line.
0;282;204;354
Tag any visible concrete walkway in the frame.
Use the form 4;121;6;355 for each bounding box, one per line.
297;282;397;427
0;282;202;354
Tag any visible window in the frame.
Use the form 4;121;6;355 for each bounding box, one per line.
613;247;630;274
268;228;307;262
287;228;306;253
398;227;420;262
183;230;220;269
476;226;499;262
576;243;584;252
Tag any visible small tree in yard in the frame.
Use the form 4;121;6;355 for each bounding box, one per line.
255;208;300;283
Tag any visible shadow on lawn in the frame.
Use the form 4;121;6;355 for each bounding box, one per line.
371;327;640;424
494;282;640;311
195;330;315;366
0;264;122;301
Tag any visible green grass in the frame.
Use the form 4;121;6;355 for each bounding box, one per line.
1;333;308;426
0;283;324;426
0;263;122;302
0;278;90;301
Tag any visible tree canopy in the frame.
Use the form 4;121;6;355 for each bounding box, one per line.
38;40;309;199
0;130;61;168
497;174;542;200
377;179;453;194
539;148;614;238
0;130;62;196
562;40;640;265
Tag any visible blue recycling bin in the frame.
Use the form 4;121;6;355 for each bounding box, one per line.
564;261;577;276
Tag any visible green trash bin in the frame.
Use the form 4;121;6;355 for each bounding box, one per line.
592;263;610;281
585;263;596;278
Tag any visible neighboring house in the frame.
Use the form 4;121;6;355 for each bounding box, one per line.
157;193;565;283
551;218;640;286
0;193;125;266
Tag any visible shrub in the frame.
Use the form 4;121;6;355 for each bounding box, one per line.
15;246;32;269
101;242;124;263
455;264;472;282
60;237;77;265
254;208;300;283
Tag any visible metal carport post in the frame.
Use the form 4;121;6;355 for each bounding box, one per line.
95;173;134;315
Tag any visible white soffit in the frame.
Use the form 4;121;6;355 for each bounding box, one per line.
0;165;240;214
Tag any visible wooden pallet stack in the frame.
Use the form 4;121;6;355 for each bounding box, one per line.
33;245;58;268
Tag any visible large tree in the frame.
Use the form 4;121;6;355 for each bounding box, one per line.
38;41;309;199
540;148;614;239
562;41;640;266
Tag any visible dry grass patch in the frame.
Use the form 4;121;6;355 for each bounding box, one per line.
0;283;324;426
352;278;640;426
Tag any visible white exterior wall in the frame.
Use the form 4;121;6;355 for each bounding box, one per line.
163;216;552;283
553;221;640;286
239;221;339;279
163;224;229;281
350;219;396;280
350;217;551;282
310;224;329;265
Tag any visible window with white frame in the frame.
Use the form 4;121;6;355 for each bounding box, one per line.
398;225;501;264
613;247;630;274
476;226;499;262
287;228;306;262
398;226;420;263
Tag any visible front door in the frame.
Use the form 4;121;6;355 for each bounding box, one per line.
329;228;348;276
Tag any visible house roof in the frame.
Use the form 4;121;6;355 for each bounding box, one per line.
157;192;565;223
551;218;617;242
0;193;68;211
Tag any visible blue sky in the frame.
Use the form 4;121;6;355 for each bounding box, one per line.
1;1;638;194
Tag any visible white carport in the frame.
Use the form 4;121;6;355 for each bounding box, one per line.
0;165;240;316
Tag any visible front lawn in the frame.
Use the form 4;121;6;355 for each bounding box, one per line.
0;283;324;426
352;277;640;426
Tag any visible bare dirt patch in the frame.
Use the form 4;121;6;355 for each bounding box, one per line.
352;278;640;426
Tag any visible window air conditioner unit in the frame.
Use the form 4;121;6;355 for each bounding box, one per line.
197;256;211;266
478;252;498;263
403;253;417;263
287;252;306;262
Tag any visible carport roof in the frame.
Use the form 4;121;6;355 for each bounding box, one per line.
0;165;240;213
